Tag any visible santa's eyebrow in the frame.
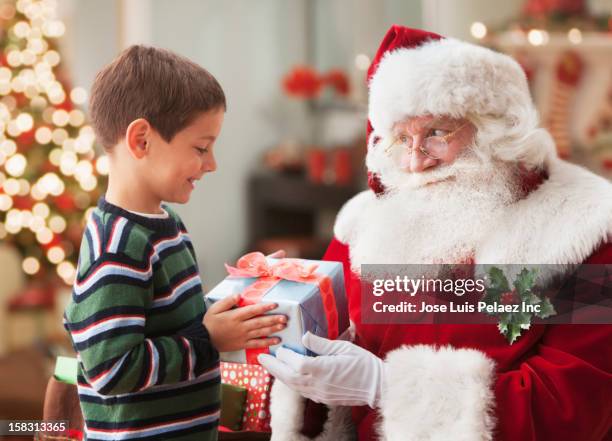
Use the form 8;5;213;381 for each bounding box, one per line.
429;117;457;128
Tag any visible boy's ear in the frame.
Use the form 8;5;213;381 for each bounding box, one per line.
125;118;152;159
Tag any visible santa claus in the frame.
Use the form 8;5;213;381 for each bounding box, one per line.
258;26;612;440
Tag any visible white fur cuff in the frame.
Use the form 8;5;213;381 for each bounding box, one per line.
269;380;356;441
380;345;496;441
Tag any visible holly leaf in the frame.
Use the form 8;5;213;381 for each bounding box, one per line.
514;268;538;297
524;292;541;305
506;323;523;344
511;309;532;329
481;289;501;309
498;321;523;344
488;267;510;292
536;297;556;319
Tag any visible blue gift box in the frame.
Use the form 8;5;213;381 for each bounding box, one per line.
205;258;349;364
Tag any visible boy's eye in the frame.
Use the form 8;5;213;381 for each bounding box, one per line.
194;147;209;154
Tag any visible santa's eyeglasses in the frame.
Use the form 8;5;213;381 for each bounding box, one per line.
385;122;469;160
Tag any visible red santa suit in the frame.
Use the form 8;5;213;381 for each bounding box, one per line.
268;26;612;441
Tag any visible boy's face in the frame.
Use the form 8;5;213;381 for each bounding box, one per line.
145;108;224;204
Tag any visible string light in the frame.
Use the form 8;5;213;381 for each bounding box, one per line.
568;28;582;44
16;112;33;131
0;0;104;285
35;126;52;143
57;260;75;282
5;154;27;177
18;178;30;195
95;155;109;175
36;226;53;244
47;245;64;264
470;22;487;39
51;127;67;144
79;175;97;191
2;139;17;155
32;202;50;218
354;54;370;71
0;194;13;211
51;108;69;126
70;87;87;104
48;215;66;233
527;29;549;46
28;214;45;232
5;209;23;234
3;178;20;195
68;109;84;126
22;256;40;275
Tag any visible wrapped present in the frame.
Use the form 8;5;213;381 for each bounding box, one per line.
220;383;248;431
206;252;349;364
221;362;272;432
54;356;78;385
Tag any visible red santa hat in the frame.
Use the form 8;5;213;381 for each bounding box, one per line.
366;25;549;194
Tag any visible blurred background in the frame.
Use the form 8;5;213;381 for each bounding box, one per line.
0;0;611;435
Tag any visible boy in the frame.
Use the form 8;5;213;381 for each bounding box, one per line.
63;46;286;440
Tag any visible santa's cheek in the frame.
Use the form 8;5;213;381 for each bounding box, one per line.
400;151;412;170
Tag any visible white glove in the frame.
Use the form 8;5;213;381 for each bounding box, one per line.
258;332;385;408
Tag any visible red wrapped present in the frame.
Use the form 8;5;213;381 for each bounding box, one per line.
221;362;273;432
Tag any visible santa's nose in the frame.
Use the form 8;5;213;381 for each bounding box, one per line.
403;144;437;173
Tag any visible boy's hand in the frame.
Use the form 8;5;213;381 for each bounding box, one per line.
204;294;287;352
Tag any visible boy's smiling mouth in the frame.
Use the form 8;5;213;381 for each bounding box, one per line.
187;178;198;188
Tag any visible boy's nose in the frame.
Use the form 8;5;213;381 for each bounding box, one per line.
202;155;217;173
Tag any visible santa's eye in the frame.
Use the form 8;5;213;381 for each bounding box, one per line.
399;135;410;144
432;129;449;137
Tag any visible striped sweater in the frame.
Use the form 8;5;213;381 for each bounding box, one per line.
64;198;220;441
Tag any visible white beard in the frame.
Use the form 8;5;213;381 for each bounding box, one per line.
351;145;521;269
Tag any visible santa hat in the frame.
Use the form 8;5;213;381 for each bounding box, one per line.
366;25;552;194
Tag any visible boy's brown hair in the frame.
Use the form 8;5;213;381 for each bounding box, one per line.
89;45;226;150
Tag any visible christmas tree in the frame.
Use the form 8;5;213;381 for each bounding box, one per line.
0;0;106;286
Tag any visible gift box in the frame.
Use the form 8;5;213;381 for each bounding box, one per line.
54;356;78;385
220;382;248;431
206;252;349;364
221;362;272;432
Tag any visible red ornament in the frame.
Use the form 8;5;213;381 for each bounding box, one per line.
282;66;322;99
556;51;582;85
601;159;612;170
522;0;586;17
323;69;350;96
12;92;28;108
17;128;35;149
332;148;352;185
8;282;56;311
55;97;74;112
41;233;61;251
12;195;34;210
54;193;76;212
307;148;326;183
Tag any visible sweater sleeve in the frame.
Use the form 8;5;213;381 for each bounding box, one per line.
64;249;219;396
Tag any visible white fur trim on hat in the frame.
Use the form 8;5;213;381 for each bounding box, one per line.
368;38;553;167
369;38;533;135
379;345;496;441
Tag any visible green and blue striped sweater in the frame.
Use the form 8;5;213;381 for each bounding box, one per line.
64;198;220;440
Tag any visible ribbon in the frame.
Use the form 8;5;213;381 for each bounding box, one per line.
225;252;339;364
